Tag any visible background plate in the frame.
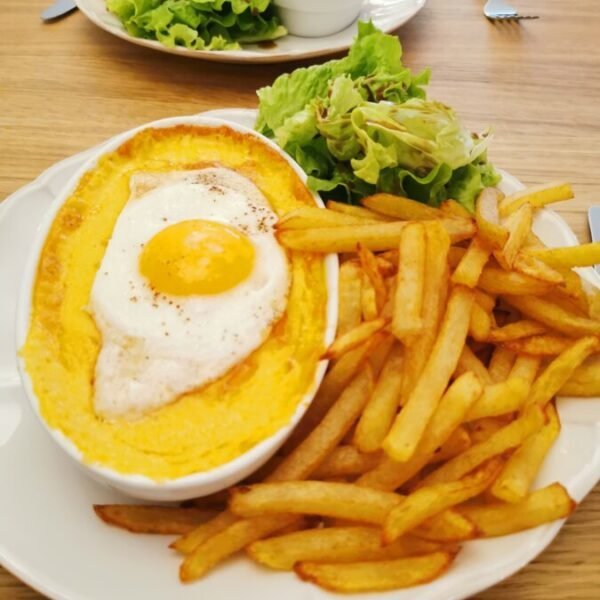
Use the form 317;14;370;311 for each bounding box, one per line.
1;108;599;600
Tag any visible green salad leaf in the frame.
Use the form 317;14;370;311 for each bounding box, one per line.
256;22;500;210
107;0;287;51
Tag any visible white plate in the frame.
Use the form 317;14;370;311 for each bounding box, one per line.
1;108;599;600
75;0;427;64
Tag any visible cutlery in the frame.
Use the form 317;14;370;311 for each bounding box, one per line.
589;206;600;275
484;0;539;21
41;0;77;22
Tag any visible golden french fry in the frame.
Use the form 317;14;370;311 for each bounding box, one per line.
524;242;600;269
448;246;467;268
361;270;379;321
497;203;533;269
487;320;548;342
457;483;576;537
440;199;472;219
559;355;600;397
455;345;493;385
358;243;387;311
488;346;516;383
383;460;502;543
428;427;471;464
469;301;493;341
94;505;216;536
312;446;382;480
295;551;455;593
170;510;238;554
392;222;426;340
368;333;395;377
362;193;444;220
180;514;298;582
419;406;545;487
383;287;475;462
412;510;476;542
355;343;404;453
524;336;599;408
475;188;509;249
512;252;564;284
272;368;374;482
467;417;505;444
359;372;482;491
479;267;555;296
322;318;388;360
491;404;560;503
247;527;441;570
503;295;600;336
465;377;529;421
276;219;475;253
400;221;450;399
277;207;368;230
499;182;574;217
474;289;496;313
559;379;600;397
451;237;491;288
504;334;574;356
326;200;394;222
337;261;362;336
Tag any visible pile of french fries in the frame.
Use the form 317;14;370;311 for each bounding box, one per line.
95;182;600;593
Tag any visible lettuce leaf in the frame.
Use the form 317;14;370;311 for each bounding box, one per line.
107;0;286;51
256;22;499;211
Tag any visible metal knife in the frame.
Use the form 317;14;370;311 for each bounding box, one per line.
41;0;78;21
589;206;600;275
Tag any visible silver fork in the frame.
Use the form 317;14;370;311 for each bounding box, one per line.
484;0;539;21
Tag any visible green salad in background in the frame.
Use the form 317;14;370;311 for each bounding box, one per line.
106;0;286;51
256;22;500;211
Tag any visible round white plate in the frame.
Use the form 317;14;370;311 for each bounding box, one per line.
75;0;427;64
1;108;599;600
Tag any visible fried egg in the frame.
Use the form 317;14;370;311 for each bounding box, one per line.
90;167;290;420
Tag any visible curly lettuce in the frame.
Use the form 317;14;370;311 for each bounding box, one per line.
107;0;286;51
256;22;499;210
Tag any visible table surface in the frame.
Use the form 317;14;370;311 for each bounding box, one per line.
2;0;599;598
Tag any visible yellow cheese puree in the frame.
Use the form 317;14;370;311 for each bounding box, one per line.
21;125;328;481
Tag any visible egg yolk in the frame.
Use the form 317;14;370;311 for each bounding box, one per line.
139;220;255;296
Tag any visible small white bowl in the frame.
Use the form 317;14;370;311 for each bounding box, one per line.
16;115;338;502
274;0;363;38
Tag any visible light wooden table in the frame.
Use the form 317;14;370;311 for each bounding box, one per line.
1;0;599;598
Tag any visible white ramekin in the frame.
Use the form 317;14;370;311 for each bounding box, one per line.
274;0;363;38
16;115;338;502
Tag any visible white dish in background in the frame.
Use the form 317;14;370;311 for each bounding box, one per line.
75;0;427;64
274;0;363;37
1;108;599;600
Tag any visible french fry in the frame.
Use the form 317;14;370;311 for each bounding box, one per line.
487;320;548;342
411;511;476;542
497;203;533;269
171;510;239;554
491;404;560;503
94;505;216;535
465;377;529;421
400;221;450;398
180;514;298;582
337;261;362;336
468;417;505;444
326;200;393;222
247;527;441;570
523;337;599;409
428;427;472;464
392;222;426;340
322;318;388;360
359;373;482;491
358;243;387;311
312;446;382;480
419;406;545;487
383;287;475;462
499;182;574;217
525;242;600;269
488;346;516;383
272;368;374;482
503;295;600;336
368;333;395;377
504;334;574;356
479;267;555;296
469;301;493;341
559;379;600;397
474;289;496;313
475;188;509;249
448;246;467;268
512;252;564;284
276;219;475;253
295;551;455;593
451;237;491;288
277;207;368;230
383;461;502;543
361;270;379;320
440;199;472;219
559;355;600;396
456;483;576;537
354;343;405;453
509;354;541;385
362;193;444;220
454;345;493;384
